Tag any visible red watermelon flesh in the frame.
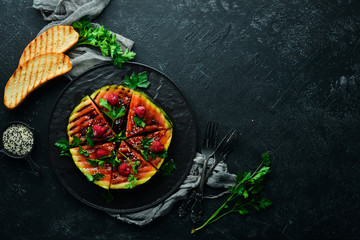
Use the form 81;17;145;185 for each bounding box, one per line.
67;96;115;144
126;91;173;137
126;129;173;169
90;85;133;131
69;142;115;190
110;141;157;189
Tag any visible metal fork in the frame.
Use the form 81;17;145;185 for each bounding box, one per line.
205;128;238;181
178;121;218;218
190;120;218;223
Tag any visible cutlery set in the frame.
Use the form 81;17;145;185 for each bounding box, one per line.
178;121;238;223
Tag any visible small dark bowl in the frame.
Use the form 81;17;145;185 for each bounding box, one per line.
0;121;40;176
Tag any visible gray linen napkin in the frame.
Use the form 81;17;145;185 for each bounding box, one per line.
33;0;236;226
108;153;236;226
33;0;134;79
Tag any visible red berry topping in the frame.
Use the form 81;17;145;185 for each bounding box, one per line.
93;125;106;138
106;93;118;106
152;141;164;153
135;106;146;118
118;163;131;176
96;149;109;159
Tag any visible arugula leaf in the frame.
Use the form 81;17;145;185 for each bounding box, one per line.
123;72;150;90
72;17;136;68
191;152;272;234
159;159;177;176
133;116;146;128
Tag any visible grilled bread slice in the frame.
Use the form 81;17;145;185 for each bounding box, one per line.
18;25;78;66
4;53;72;109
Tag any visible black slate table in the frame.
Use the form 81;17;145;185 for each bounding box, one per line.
1;1;360;239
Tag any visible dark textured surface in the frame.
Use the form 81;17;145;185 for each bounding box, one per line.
1;0;360;239
48;63;196;213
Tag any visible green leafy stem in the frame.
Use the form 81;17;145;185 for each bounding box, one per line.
191;152;272;234
72;17;136;68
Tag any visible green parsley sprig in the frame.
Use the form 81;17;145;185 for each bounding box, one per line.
84;173;105;182
191;152;272;234
123;72;150;90
118;151;140;189
55;129;95;157
72;17;136;68
99;98;126;128
133;116;146;128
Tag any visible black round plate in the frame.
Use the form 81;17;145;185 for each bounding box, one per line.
48;62;197;213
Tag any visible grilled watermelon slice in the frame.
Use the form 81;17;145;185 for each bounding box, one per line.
67;96;115;144
126;129;173;169
90;85;133;131
126;91;173;137
110;141;157;189
69;142;115;190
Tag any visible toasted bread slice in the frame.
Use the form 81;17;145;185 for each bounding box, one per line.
18;25;78;66
4;53;72;109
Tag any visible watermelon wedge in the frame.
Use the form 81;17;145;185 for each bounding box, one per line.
110;141;157;189
126;91;173;137
70;142;115;190
67;96;115;144
126;129;173;169
90;85;133;131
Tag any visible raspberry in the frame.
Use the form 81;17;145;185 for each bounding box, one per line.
118;163;131;176
96;148;109;159
106;93;118;106
93;125;106;138
152;141;164;153
134;106;146;118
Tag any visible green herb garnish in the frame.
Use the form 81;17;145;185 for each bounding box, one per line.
72;17;136;68
78;145;89;157
99;98;126;127
84;172;105;182
108;131;127;143
133;116;146;128
191;152;272;234
123;72;150;90
85;128;94;147
159;159;176;176
126;174;138;189
86;150;119;168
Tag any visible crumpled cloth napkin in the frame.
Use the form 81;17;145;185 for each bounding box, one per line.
33;0;236;226
108;153;236;226
33;0;134;79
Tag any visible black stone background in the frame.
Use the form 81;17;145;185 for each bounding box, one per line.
1;0;360;239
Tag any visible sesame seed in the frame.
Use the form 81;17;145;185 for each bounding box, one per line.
2;124;34;156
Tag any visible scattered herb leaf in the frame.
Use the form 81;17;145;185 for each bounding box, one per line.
133;116;146;128
123;72;150;90
78;146;89;157
101;191;114;203
84;172;105;182
159;159;177;176
108;131;127;143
